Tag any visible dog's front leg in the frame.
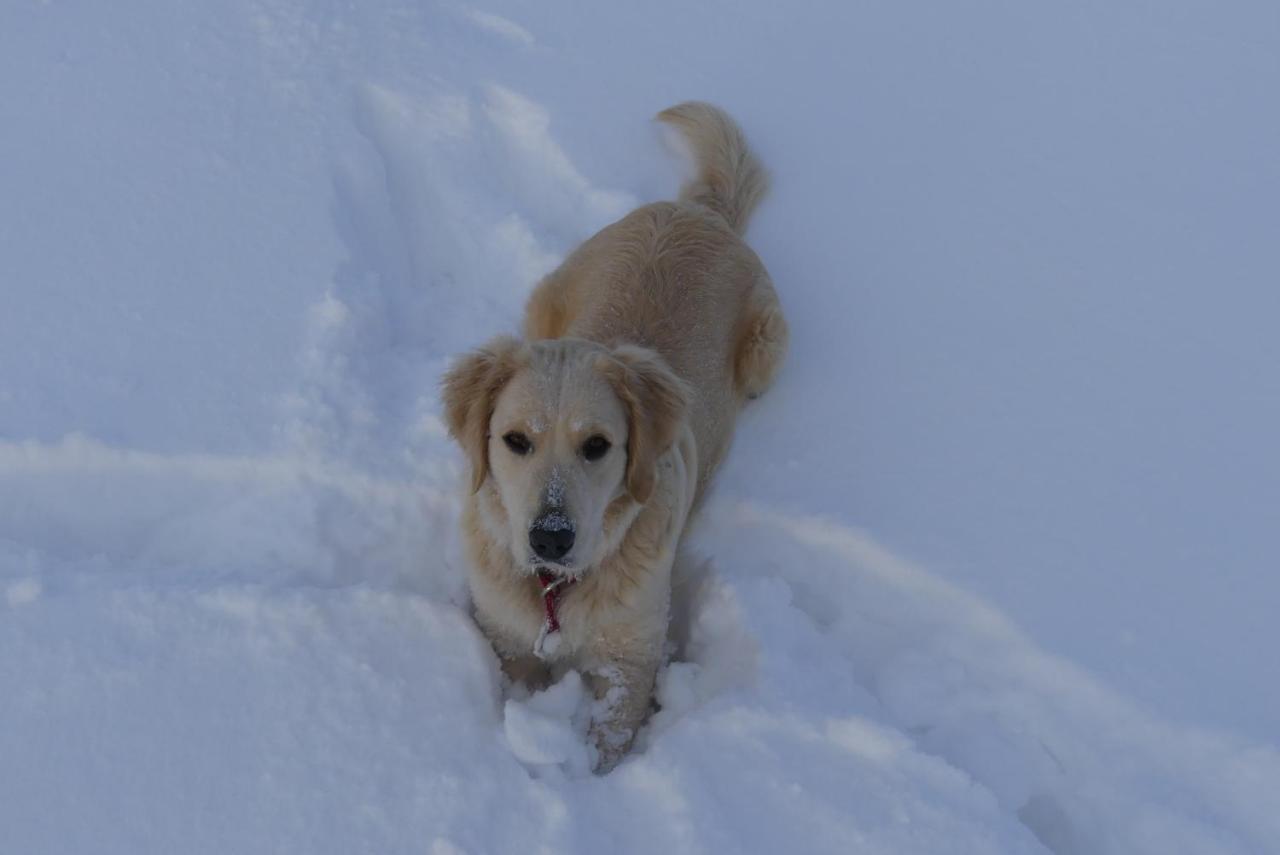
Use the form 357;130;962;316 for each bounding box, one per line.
499;653;552;690
584;651;660;773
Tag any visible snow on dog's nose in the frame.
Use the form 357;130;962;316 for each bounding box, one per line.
529;513;575;562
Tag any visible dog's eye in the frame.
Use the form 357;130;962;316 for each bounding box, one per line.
502;432;532;455
582;435;611;461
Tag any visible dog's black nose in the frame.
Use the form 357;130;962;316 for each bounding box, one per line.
529;524;575;562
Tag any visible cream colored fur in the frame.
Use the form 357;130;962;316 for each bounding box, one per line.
443;101;787;771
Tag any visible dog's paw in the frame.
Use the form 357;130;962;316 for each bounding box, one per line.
587;723;633;775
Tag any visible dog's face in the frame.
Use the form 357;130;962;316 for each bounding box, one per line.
443;337;687;576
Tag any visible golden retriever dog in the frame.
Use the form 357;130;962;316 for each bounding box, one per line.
443;102;787;771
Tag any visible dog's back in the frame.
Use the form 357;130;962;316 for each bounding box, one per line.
524;103;788;493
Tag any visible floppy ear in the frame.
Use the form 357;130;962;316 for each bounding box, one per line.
441;336;524;493
599;345;690;504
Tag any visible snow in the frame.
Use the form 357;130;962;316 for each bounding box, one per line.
2;1;1278;853
503;671;594;770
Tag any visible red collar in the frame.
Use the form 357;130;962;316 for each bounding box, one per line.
536;569;575;633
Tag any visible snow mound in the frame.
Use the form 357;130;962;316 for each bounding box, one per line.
503;671;594;771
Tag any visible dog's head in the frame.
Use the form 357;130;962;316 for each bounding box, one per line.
443;337;688;575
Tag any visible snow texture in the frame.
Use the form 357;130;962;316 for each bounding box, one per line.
535;512;574;533
2;1;1278;853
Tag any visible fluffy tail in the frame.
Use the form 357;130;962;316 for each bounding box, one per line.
656;101;768;234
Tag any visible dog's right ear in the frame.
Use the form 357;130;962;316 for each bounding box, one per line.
441;336;524;493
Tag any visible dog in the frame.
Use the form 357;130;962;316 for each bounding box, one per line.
443;102;787;770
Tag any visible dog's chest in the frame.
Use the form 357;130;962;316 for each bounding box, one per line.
468;427;698;664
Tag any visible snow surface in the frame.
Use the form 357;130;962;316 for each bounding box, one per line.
3;1;1279;853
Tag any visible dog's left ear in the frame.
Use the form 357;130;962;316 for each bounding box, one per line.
599;345;690;504
442;336;524;493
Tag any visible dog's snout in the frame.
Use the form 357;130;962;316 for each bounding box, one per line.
529;517;575;562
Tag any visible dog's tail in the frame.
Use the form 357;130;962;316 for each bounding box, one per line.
656;101;768;235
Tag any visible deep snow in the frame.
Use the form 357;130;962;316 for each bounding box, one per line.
2;1;1279;853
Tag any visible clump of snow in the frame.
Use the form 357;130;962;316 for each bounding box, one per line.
503;670;594;772
5;577;42;607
